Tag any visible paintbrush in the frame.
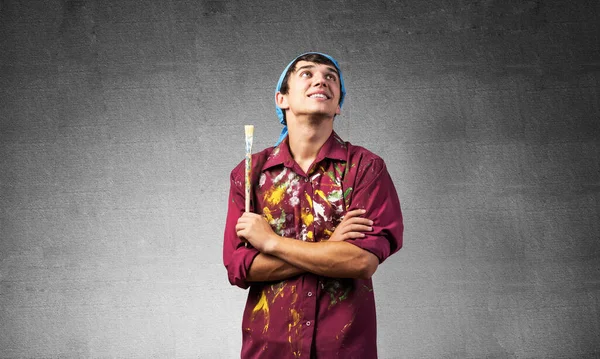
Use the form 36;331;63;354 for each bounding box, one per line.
244;125;254;213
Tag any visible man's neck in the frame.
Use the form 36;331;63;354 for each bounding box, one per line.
286;115;333;173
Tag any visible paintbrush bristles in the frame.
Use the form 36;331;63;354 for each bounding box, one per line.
245;125;254;154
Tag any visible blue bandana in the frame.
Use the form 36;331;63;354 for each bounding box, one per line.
274;52;346;146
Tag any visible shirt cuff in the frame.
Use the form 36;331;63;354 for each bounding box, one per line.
345;234;392;264
226;245;261;289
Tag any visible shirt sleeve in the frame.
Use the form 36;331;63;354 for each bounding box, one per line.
222;163;261;289
345;157;403;263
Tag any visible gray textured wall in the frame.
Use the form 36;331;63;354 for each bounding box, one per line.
1;0;599;358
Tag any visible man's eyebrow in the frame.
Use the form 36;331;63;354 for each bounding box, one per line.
294;64;339;76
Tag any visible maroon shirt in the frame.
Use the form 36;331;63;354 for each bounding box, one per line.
223;132;403;359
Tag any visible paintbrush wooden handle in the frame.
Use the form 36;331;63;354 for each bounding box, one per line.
244;125;254;213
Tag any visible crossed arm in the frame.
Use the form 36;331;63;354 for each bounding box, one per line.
235;209;379;282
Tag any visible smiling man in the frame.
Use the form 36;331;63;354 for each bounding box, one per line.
223;52;403;358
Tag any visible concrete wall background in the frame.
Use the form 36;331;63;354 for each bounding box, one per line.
1;0;599;358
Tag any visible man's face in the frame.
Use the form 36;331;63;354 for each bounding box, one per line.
276;61;342;121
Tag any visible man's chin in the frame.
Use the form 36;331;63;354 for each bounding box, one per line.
307;112;335;120
307;108;338;119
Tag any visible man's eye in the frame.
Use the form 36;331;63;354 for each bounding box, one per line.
301;72;311;77
326;74;337;81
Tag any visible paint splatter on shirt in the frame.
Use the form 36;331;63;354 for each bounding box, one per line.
223;131;403;359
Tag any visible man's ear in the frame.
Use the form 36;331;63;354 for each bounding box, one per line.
335;104;341;115
275;91;289;110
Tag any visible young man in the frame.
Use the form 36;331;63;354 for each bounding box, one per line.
223;52;403;358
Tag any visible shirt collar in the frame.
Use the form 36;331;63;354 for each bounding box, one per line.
262;131;347;171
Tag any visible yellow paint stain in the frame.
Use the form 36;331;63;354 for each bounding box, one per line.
271;283;286;303
263;207;274;223
288;309;301;331
323;228;333;238
288;308;302;358
301;211;314;227
301;193;314;227
314;189;330;204
264;185;286;206
304;192;313;209
307;231;314;240
251;290;270;334
289;285;298;305
336;320;354;340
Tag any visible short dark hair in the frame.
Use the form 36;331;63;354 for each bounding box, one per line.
279;53;341;97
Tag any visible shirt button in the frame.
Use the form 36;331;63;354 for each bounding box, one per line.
307;292;313;297
306;321;311;326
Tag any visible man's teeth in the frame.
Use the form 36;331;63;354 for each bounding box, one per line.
309;94;327;99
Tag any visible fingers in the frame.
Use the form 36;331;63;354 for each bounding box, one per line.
343;209;367;220
338;225;370;239
331;230;367;241
341;209;372;225
235;223;246;238
327;208;375;242
339;217;373;232
346;223;372;232
236;212;272;243
236;212;264;229
343;231;367;240
238;212;261;221
344;218;373;227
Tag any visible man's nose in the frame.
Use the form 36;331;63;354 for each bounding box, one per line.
312;72;328;86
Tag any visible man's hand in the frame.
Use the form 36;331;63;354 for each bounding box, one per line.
236;212;280;253
328;209;373;242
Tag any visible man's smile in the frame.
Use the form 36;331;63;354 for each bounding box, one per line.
307;91;331;100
